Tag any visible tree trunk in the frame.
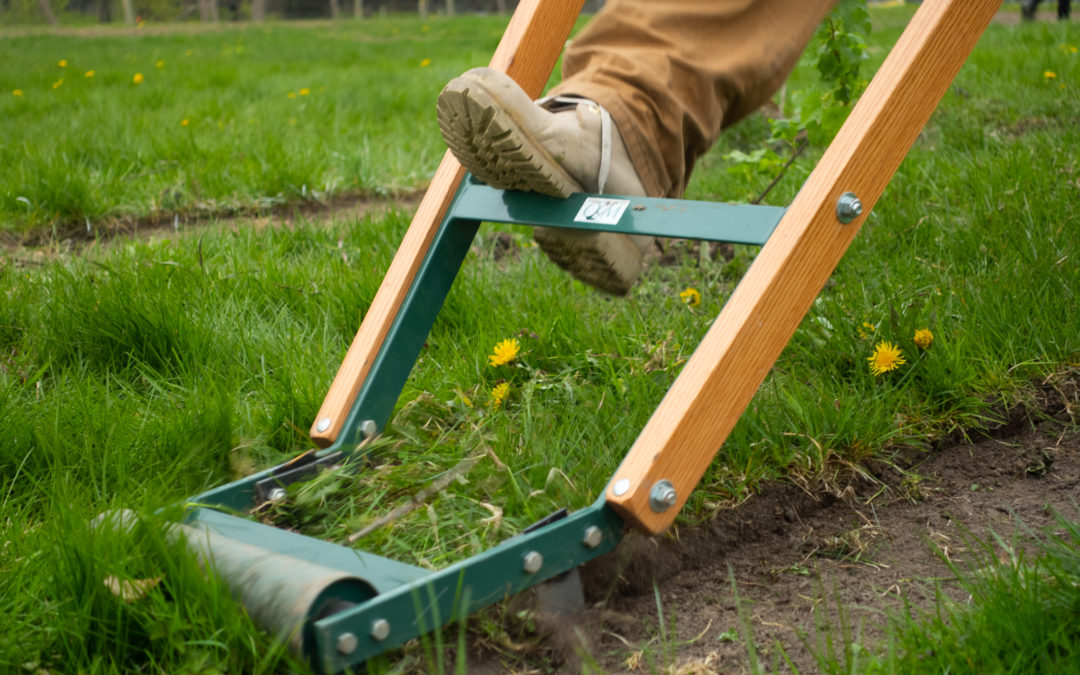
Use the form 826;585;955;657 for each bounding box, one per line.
445;0;453;16
496;0;506;14
353;0;363;18
418;0;428;20
252;0;266;21
329;0;340;18
120;0;134;25
37;0;58;24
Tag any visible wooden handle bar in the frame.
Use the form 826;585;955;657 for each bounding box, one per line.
311;0;585;447
606;0;1000;533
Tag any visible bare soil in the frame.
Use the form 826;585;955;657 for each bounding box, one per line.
468;373;1080;673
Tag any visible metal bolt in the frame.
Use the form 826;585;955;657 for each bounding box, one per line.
523;551;543;574
582;526;603;549
359;419;378;438
267;487;287;502
649;480;678;513
336;631;358;654
370;618;391;642
315;417;332;433
612;478;630;496
836;192;863;224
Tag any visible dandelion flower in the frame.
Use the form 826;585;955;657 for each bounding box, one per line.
490;382;509;410
132;72;144;84
156;60;165;68
420;58;431;67
488;338;520;367
287;91;296;99
1044;71;1057;79
52;78;63;89
913;328;933;350
85;70;95;78
12;89;23;97
180;118;189;126
299;88;310;95
58;59;68;67
679;287;701;307
868;341;906;376
858;321;876;339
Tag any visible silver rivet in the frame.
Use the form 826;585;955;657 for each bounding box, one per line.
315;418;331;433
268;487;286;502
523;551;543;574
649;480;678;513
612;478;630;496
336;631;358;654
370;618;390;642
836;192;863;224
359;419;378;438
582;526;603;549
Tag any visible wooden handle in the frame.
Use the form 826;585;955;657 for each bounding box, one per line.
606;0;1000;533
311;0;586;447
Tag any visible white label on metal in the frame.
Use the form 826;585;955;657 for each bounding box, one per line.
574;197;631;226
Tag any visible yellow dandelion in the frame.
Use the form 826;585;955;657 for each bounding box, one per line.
679;287;701;307
420;58;431;67
913;328;933;350
858;321;876;339
12;89;23;97
180;118;189;126
490;382;510;410
1061;44;1078;54
488;338;520;367
84;70;95;78
58;59;68;67
156;60;165;68
287;91;296;99
299;88;310;95
132;72;144;84
52;78;63;89
867;341;906;376
1044;71;1057;79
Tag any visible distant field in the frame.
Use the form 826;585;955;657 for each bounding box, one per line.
1;6;1079;673
0;16;541;237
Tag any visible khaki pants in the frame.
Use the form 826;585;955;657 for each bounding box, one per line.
550;0;838;198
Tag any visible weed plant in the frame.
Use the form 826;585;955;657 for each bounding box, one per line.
0;5;1078;672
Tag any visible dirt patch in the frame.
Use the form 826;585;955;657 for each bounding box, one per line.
0;192;422;265
465;374;1079;673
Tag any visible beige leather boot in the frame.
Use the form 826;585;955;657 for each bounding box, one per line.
437;67;654;295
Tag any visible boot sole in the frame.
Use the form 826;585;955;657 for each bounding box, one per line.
437;73;647;295
437;76;581;198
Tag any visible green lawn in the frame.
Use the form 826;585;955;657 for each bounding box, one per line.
1;6;1079;673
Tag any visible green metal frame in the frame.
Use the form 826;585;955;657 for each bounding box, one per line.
182;176;782;672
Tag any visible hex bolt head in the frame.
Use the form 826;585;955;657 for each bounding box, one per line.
582;526;603;549
649;480;678;513
359;419;378;438
336;631;359;654
523;551;543;574
612;478;630;496
315;417;332;433
370;618;391;642
836;192;863;224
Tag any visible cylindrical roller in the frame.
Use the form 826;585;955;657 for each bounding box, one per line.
177;523;376;658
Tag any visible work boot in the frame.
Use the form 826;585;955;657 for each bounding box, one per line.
436;67;654;295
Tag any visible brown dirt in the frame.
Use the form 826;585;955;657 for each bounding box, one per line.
466;373;1080;673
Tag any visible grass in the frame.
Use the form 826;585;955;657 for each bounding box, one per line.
1;4;1079;673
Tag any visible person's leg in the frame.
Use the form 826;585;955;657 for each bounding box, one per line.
1023;0;1041;20
551;0;837;198
1058;0;1070;20
437;0;835;293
